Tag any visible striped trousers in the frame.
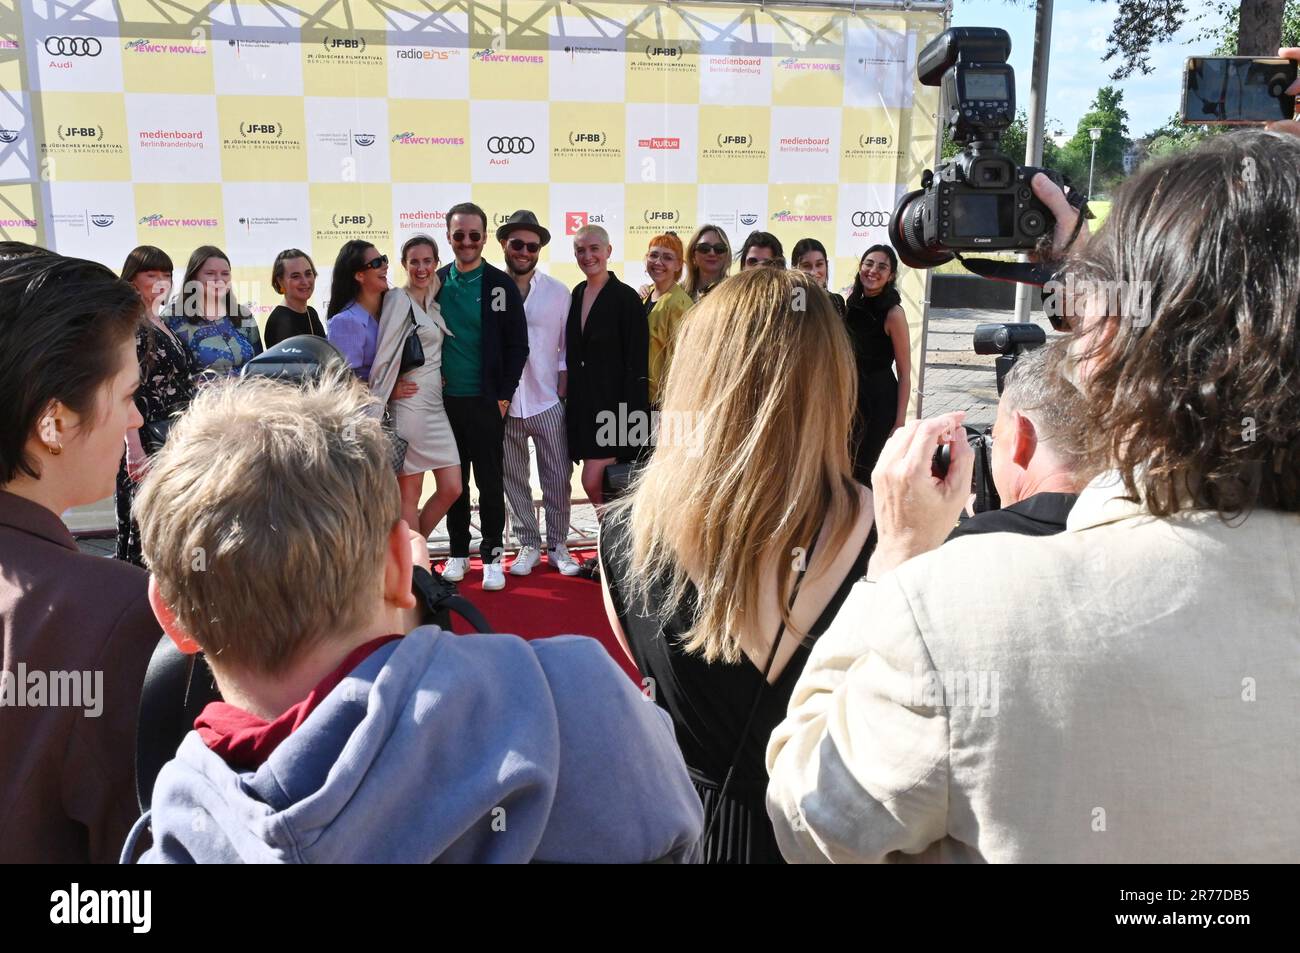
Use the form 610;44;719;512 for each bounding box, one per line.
503;400;572;552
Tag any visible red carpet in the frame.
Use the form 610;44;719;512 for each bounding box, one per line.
446;551;643;684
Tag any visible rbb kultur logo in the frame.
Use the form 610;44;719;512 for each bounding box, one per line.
57;125;103;141
323;35;366;53
645;45;682;60
644;209;679;224
569;131;606;146
718;134;752;147
240;122;282;138
852;211;891;227
44;37;102;57
332;213;373;228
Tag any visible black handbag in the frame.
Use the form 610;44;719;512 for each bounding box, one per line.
398;310;424;375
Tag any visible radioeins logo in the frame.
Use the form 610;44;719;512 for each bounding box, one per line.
394;48;457;61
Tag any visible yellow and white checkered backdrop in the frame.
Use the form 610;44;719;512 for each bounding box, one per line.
2;0;944;410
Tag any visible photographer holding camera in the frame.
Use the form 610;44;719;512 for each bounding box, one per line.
947;342;1092;540
765;28;1300;863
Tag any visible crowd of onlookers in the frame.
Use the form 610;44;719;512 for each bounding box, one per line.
1;122;1298;863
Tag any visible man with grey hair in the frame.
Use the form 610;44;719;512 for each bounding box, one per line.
947;341;1091;540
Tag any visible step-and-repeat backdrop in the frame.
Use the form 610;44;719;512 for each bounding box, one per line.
2;0;942;391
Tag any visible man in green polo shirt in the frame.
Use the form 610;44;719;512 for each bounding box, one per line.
434;202;530;592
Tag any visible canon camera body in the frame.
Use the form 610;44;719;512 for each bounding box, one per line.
890;27;1070;269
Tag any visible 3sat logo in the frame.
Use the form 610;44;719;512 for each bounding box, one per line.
565;211;606;235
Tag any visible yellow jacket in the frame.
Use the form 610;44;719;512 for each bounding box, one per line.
642;283;693;406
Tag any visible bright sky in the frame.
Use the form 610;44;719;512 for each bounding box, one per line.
951;0;1221;139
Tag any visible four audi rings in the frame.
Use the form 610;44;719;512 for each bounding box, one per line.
45;37;102;56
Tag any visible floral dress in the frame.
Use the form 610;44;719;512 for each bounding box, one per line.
114;322;198;566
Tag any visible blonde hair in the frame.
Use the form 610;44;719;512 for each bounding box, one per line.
573;224;610;246
608;268;861;664
136;371;401;675
683;224;732;298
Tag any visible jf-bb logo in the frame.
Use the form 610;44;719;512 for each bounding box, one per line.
487;136;534;154
323;35;366;53
568;131;606;146
852;211;891;227
858;134;892;148
240;122;283;138
717;134;753;148
644;209;679;224
57;125;103;141
644;45;682;60
45;36;102;56
332;213;373;228
565;211;606;235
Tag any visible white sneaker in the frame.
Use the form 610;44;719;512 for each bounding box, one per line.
440;556;469;582
482;562;506;591
549;545;582;576
510;545;541;576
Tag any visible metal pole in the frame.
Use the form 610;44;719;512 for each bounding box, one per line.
1012;0;1053;324
1088;139;1097;197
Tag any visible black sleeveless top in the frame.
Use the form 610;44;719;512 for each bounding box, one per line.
844;285;900;375
599;506;875;863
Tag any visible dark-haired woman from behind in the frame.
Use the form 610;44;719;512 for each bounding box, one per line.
843;244;911;484
0;244;162;862
114;245;197;566
166;245;262;378
265;248;325;348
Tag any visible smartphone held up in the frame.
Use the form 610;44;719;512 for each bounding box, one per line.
1181;56;1297;125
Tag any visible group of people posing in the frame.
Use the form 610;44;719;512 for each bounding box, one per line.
110;208;914;594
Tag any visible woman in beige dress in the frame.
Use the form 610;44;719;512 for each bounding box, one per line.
370;235;462;539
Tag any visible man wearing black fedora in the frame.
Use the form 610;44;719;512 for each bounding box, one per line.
497;211;583;578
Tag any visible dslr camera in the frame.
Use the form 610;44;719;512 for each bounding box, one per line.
891;27;1072;270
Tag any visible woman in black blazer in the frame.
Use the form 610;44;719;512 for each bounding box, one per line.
565;225;650;509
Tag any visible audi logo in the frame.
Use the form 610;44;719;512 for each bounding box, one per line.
45;36;102;56
0;128;18;143
852;211;891;227
487;136;534;154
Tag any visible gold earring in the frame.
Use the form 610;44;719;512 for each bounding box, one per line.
47;442;62;456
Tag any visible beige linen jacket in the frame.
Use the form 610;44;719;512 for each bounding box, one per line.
766;472;1300;863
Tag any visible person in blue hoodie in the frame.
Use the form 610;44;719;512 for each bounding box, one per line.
123;370;702;864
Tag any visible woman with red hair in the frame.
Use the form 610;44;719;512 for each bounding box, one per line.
640;232;694;411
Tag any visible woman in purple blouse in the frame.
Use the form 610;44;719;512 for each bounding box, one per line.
326;240;390;381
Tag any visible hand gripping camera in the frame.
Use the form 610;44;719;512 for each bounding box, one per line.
890;27;1076;272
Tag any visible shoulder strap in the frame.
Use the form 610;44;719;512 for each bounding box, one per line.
704;529;822;844
135;635;219;814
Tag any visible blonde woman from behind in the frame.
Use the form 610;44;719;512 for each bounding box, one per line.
598;267;875;864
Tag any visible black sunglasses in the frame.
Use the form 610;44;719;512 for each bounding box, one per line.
508;238;541;253
363;254;388;271
696;242;728;255
451;231;483;244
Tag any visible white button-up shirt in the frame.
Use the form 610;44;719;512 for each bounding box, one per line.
508;268;570;418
